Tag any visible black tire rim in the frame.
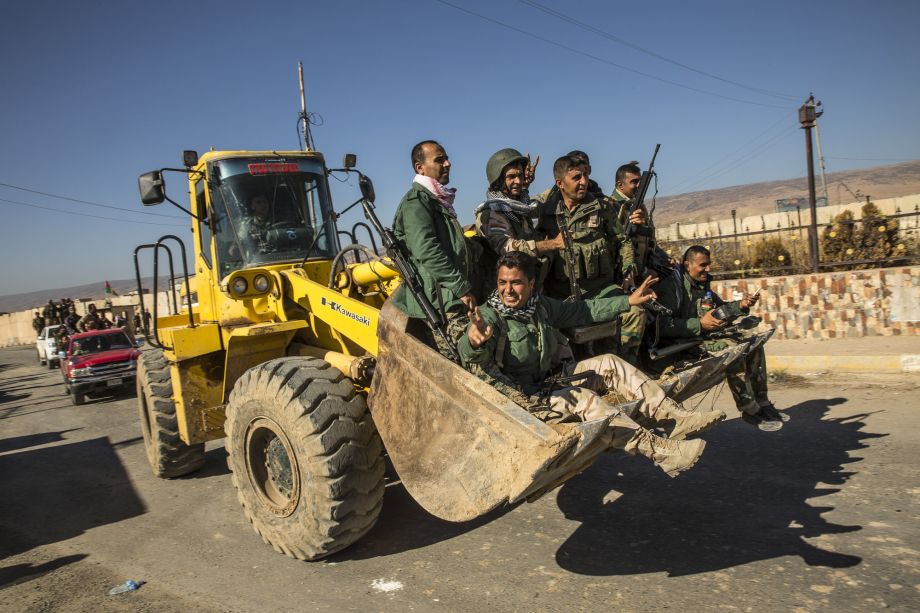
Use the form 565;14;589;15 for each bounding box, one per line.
245;416;301;517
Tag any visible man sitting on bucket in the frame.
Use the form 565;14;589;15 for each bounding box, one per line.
652;245;788;431
457;251;725;478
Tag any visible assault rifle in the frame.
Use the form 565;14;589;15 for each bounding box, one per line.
624;144;660;240
644;297;673;316
355;173;461;362
647;316;762;361
539;369;597;399
556;211;581;302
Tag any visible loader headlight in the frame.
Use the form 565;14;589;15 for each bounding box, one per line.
231;277;248;296
252;274;270;293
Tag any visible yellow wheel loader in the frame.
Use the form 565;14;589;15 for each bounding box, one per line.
132;144;630;561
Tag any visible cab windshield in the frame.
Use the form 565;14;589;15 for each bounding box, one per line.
208;157;338;276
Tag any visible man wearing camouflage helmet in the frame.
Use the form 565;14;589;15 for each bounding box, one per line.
475;148;562;258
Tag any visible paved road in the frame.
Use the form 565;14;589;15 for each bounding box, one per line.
1;344;918;612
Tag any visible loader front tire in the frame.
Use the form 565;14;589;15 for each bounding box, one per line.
137;347;206;478
225;357;384;561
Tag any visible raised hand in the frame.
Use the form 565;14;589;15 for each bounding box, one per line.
467;307;493;349
524;153;540;187
628;275;658;306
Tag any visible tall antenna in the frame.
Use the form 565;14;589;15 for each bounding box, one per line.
298;62;313;152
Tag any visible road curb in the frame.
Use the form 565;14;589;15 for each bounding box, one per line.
767;354;920;374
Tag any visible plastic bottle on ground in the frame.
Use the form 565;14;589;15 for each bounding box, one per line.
108;579;145;595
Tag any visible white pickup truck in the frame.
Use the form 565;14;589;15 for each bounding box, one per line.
36;325;62;369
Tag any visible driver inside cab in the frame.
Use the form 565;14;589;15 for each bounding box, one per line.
238;194;274;255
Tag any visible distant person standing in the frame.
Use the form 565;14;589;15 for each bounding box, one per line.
42;300;56;327
64;305;80;333
77;304;102;332
32;311;45;336
32;312;45;336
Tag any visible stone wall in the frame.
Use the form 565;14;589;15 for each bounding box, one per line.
4;267;919;346
710;266;920;340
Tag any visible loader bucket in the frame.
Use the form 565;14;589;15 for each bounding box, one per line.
369;302;617;522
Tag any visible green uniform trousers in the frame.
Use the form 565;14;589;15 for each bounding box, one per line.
702;331;769;414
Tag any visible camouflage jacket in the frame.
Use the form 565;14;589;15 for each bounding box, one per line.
473;193;539;257
237;215;273;253
535;194;636;300
654;266;745;339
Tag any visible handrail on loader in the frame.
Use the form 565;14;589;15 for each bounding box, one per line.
132;234;195;350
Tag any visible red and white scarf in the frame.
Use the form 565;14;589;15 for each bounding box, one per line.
413;174;458;217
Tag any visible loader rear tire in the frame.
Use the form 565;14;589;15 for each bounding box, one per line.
137;347;206;478
225;357;384;561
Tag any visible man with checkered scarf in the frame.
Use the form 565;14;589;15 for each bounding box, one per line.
458;251;725;478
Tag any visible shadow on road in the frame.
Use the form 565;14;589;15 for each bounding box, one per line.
0;428;81;454
0;435;146;561
0;552;88;589
553;397;880;577
329;474;509;561
189;446;231;479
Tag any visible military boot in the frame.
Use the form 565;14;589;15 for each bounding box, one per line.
643;397;726;440
638;381;725;441
612;427;706;478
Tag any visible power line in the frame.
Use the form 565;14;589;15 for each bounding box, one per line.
519;0;799;103
669;124;799;194
0;182;185;219
826;156;918;162
432;0;794;110
0;197;189;228
666;111;793;192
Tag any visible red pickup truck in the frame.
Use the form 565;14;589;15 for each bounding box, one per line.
59;328;142;405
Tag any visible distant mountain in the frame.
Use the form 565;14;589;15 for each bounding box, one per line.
0;278;167;314
652;161;920;227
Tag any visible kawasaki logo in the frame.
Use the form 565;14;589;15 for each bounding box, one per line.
320;296;371;327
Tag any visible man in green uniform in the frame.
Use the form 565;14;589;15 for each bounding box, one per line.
458;251;724;477
654;245;788;431
610;161;671;278
532;150;606;206
535;154;646;363
391;140;475;358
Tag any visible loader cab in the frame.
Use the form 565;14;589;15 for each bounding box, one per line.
203;155;338;277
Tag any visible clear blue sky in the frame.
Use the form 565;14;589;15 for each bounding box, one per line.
2;0;917;295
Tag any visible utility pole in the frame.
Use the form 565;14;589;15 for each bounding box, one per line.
799;95;820;273
812;99;829;205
